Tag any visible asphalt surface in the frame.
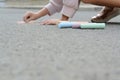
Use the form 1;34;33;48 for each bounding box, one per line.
0;8;120;80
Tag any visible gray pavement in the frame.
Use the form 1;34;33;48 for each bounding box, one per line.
0;8;120;80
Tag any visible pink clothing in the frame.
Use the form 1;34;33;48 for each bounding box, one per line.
45;0;80;18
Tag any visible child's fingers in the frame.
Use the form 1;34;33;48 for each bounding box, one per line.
26;17;32;23
23;15;30;23
40;20;49;25
23;15;28;22
23;12;33;23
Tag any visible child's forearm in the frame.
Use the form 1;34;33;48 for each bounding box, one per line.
36;9;69;21
36;8;50;18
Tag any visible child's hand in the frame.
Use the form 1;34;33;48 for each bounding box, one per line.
41;19;61;25
23;11;38;23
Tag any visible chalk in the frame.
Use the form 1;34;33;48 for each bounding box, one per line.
58;22;72;28
17;21;26;24
58;21;105;29
80;23;105;29
58;21;88;28
72;23;81;29
17;21;35;24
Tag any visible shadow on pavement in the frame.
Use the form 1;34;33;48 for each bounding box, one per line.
107;22;120;25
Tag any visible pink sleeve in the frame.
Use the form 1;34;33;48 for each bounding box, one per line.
44;0;80;18
44;0;63;16
61;0;80;18
61;5;77;18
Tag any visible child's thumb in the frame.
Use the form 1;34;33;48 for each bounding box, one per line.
26;16;33;23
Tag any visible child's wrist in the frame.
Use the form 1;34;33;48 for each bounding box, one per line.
61;14;69;21
57;19;68;25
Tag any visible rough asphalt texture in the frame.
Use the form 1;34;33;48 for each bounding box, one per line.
0;8;120;80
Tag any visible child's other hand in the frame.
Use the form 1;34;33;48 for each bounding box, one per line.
41;19;61;25
23;11;38;23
